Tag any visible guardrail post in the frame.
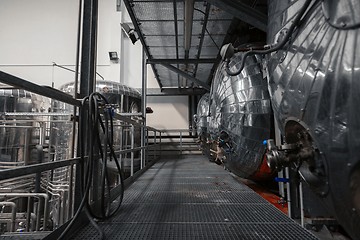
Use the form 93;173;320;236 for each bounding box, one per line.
140;126;144;169
154;130;157;160
130;125;134;176
180;131;183;155
159;131;162;156
119;125;123;167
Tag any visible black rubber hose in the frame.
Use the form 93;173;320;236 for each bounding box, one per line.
224;0;316;76
58;93;125;239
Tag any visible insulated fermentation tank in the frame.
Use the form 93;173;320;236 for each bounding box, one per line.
195;93;210;138
194;93;212;158
58;80;142;173
0;88;50;177
265;0;360;238
208;52;274;180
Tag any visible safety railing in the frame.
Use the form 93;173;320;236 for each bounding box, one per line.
147;128;200;155
0;71;162;237
0;116;162;235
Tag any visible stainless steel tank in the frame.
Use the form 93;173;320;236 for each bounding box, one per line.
0;88;54;231
58;80;142;172
194;93;213;159
209;52;273;180
0;89;50;170
266;0;360;238
195;93;210;137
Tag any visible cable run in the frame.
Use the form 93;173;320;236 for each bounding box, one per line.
58;92;125;240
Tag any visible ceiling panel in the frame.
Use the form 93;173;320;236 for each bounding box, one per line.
124;0;267;93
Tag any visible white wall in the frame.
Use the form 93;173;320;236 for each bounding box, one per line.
0;0;189;130
0;0;121;88
146;69;189;129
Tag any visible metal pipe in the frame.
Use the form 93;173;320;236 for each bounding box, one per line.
274;118;285;198
23;128;30;166
0;158;79;181
299;181;304;227
0;193;49;231
40;184;65;226
147;58;217;64
184;0;195;56
69;0;83;221
160;63;210;91
0;72;81;107
26;197;31;231
35;145;44;193
0;202;16;232
285;167;291;218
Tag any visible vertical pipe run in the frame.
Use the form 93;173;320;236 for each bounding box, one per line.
285;167;292;218
299;181;304;227
26;197;31;232
35;145;44;193
184;0;195;58
69;0;83;219
274;118;285;198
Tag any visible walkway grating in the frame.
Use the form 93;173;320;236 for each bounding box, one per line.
71;155;318;240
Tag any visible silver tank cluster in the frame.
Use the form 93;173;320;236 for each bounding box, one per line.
208;52;273;180
57;80;142;173
264;0;360;238
194;93;210;137
0;88;51;171
0;81;142;233
194;93;213;159
0;88;55;232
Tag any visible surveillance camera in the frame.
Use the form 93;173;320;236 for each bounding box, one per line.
121;23;138;44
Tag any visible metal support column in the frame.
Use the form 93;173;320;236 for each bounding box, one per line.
75;0;99;210
141;47;147;169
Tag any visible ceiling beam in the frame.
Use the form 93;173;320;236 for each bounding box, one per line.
123;0;163;89
146;88;207;96
206;0;267;32
159;63;211;91
147;58;217;64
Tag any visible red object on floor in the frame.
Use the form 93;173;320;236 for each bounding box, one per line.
242;180;288;215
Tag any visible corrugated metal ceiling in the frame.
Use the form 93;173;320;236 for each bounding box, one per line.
123;0;267;95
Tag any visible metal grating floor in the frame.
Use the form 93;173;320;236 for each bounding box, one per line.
71;155;318;240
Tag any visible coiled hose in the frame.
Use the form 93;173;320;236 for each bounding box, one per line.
58;92;124;240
